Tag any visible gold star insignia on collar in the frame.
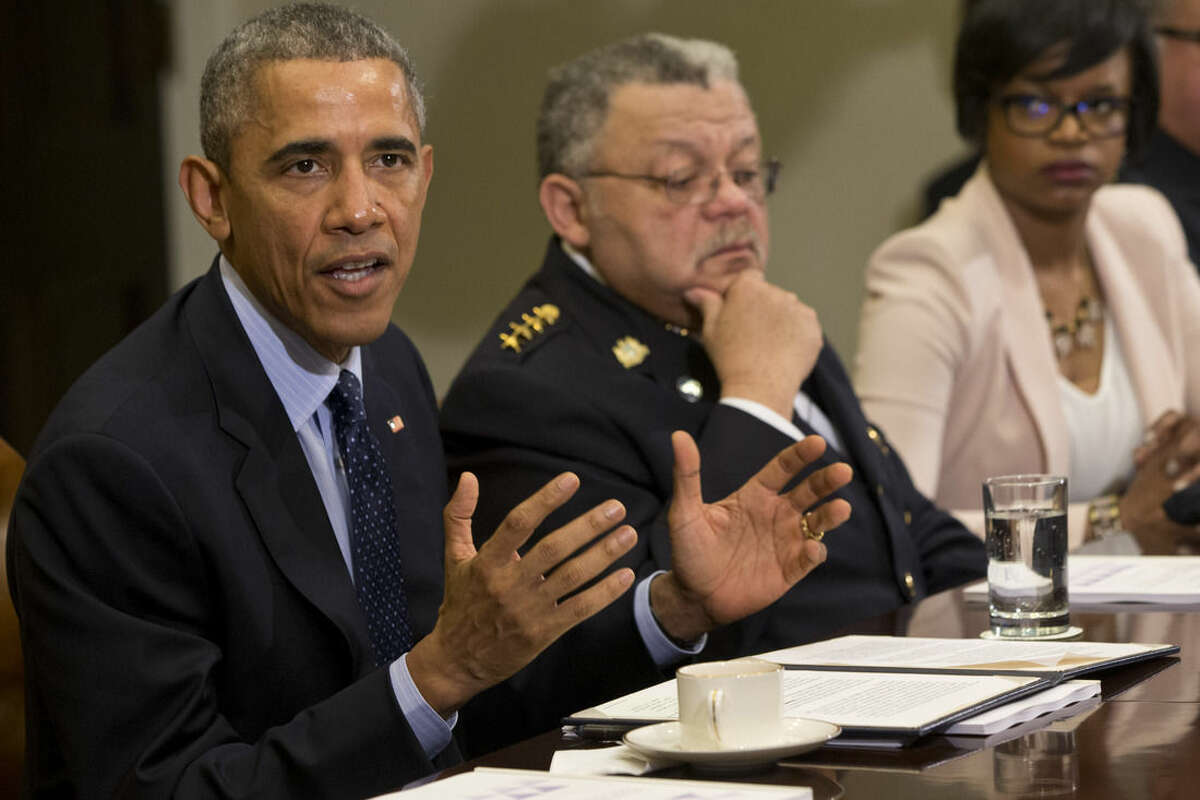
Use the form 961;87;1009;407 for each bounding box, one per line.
612;336;650;368
499;304;560;353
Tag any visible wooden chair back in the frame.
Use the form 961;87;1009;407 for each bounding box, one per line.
0;438;26;794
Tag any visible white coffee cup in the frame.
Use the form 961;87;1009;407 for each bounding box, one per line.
676;658;783;750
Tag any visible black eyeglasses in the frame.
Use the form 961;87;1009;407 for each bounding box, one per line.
997;94;1131;138
581;159;781;205
1157;26;1200;44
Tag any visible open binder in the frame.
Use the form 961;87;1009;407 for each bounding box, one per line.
565;635;1177;745
755;635;1179;681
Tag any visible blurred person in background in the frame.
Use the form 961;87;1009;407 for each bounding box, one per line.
856;0;1200;555
1124;0;1200;266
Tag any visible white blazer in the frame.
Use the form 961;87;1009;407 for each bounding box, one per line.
855;164;1200;545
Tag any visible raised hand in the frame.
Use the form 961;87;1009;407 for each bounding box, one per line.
649;431;853;642
685;271;823;420
407;472;637;715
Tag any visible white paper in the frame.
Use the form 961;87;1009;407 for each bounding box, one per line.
780;671;1037;730
943;680;1100;735
549;744;676;776
965;555;1200;604
757;634;1167;673
584;669;1040;733
382;768;814;798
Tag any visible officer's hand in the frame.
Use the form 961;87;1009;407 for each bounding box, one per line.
649;431;852;642
685;272;823;420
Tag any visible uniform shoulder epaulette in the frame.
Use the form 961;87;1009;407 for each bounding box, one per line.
497;303;562;356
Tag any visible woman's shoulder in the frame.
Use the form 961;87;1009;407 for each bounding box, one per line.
1090;182;1186;250
868;169;1004;282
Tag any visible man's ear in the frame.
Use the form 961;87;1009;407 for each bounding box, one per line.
419;143;434;195
179;156;232;244
538;174;591;249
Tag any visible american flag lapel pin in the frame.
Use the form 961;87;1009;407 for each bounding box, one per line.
386;415;405;433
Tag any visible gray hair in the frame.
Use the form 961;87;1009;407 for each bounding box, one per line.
536;33;740;178
200;2;425;172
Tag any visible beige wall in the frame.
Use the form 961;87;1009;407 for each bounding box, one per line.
162;0;971;398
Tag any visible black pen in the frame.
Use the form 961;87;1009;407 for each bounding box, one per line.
561;723;637;742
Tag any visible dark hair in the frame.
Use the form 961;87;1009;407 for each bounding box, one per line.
953;0;1158;158
201;3;424;172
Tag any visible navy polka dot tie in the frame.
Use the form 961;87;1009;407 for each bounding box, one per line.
327;370;415;665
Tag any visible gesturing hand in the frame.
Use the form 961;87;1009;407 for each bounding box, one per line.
407;472;637;716
650;431;853;642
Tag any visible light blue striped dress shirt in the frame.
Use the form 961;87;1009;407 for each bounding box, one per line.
219;257;454;759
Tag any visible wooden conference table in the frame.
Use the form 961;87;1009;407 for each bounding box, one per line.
436;589;1200;799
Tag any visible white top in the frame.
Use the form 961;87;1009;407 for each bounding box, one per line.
1059;314;1142;501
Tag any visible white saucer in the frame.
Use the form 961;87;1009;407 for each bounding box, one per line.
980;625;1084;641
623;717;840;771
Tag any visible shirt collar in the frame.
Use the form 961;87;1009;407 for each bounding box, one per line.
560;240;604;284
220;255;362;431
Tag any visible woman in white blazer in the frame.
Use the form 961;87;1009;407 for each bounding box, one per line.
856;0;1200;553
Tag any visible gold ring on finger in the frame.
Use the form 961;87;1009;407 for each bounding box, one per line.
802;513;824;542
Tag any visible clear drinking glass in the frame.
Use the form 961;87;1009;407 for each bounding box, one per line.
983;475;1069;637
993;730;1079;796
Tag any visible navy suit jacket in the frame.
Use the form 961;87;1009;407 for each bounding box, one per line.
8;262;457;798
441;239;986;750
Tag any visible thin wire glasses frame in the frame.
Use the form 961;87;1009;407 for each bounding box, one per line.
996;94;1132;138
581;158;782;205
1156;26;1200;44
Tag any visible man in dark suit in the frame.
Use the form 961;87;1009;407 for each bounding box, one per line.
7;7;853;798
1122;0;1200;267
441;33;987;750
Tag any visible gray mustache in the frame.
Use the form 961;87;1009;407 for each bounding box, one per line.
701;225;762;258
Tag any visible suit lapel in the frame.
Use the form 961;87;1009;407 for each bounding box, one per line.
803;345;874;474
968;168;1069;473
802;345;921;581
185;261;374;672
1087;212;1179;423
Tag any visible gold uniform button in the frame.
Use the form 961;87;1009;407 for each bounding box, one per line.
676;376;704;402
876;484;885;497
904;572;916;597
903;510;912;525
866;425;890;456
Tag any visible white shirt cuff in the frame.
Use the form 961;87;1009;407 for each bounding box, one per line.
720;395;844;452
634;571;707;666
390;652;457;759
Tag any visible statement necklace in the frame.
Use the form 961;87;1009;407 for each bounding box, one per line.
1046;296;1102;359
